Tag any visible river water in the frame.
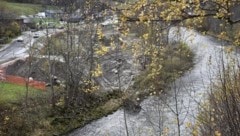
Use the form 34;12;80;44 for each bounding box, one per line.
69;27;239;136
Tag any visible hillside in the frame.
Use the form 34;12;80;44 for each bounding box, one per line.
0;0;50;16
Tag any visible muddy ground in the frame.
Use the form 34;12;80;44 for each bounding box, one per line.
5;50;140;92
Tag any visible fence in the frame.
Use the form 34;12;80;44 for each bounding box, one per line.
0;69;5;81
0;68;46;90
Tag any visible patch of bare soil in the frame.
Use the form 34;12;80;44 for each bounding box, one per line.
5;58;66;83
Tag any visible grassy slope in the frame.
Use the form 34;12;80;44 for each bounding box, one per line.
0;83;45;105
0;82;51;136
0;0;43;15
0;0;56;16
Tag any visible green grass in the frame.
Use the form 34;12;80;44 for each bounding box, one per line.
33;17;62;28
0;82;44;105
0;0;55;16
0;1;42;15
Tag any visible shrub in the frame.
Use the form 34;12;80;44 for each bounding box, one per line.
8;21;21;37
134;43;194;94
0;21;21;43
197;68;240;136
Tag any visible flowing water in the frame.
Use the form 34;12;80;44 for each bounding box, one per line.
69;27;239;136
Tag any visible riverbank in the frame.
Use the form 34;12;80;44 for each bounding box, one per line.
0;41;194;135
64;43;194;135
68;27;235;136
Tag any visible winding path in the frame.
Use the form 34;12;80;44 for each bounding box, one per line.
0;29;61;68
69;27;238;136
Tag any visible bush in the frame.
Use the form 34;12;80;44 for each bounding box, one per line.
0;21;21;44
134;43;194;94
9;21;21;37
197;68;240;136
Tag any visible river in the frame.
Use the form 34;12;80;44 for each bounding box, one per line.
69;27;238;136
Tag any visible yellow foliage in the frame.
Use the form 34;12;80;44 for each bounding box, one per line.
95;45;109;56
185;122;192;128
92;64;103;77
4;116;10;125
218;32;227;39
142;33;149;40
192;129;199;136
162;127;169;136
56;98;64;106
83;80;99;93
97;27;104;40
215;131;221;136
4;116;10;121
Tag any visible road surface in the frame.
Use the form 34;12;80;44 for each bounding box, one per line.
0;29;60;67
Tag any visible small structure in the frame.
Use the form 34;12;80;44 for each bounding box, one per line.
100;15;118;26
100;15;118;31
23;17;35;29
45;10;63;18
67;16;85;23
35;12;46;18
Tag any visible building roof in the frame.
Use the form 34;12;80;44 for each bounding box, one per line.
45;9;63;14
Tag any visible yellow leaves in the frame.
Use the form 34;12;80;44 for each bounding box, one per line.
234;31;240;46
133;0;147;11
121;28;129;36
149;91;157;96
162;127;169;136
218;32;227;39
83;80;99;93
142;33;149;40
92;64;103;77
147;48;163;80
121;10;135;19
56;98;64;106
224;46;234;53
121;42;127;50
120;15;128;22
85;85;99;93
215;131;221;136
139;11;149;23
4;116;10;125
159;1;188;21
215;12;225;19
211;117;214;122
95;45;109;56
216;8;228;18
202;31;206;35
139;15;149;23
132;43;142;58
4;116;10;121
110;41;116;50
234;39;240;46
192;128;199;136
185;122;192;128
188;119;201;136
97;26;104;40
148;64;162;79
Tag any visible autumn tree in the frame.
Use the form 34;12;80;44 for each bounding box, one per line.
115;0;240;43
0;3;20;42
112;0;240;135
41;0;111;109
